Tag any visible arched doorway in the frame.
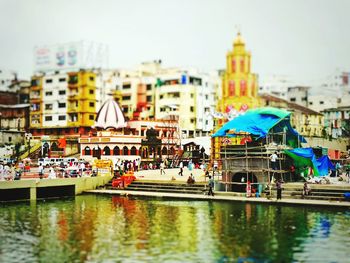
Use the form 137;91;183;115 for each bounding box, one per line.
84;146;91;155
123;146;129;155
130;146;137;155
162;146;167;156
104;146;110;156
113;146;120;155
93;147;101;159
231;172;258;192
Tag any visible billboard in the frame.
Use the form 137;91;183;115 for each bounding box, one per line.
34;41;108;72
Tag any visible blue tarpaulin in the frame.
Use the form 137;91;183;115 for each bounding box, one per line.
317;155;335;176
285;148;335;176
212;107;306;147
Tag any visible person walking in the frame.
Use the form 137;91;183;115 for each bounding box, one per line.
208;176;215;196
276;178;283;200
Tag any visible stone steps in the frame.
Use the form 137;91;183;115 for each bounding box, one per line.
107;180;207;195
107;180;350;201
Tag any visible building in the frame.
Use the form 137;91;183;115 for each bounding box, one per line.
286;86;309;107
116;61;219;138
29;69;115;156
212;32;260;161
259;74;292;100
155;68;218;138
261;94;324;138
322;106;350;139
217;32;260;126
79;99;180;163
307;94;337;113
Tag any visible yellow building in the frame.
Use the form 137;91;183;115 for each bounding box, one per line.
212;32;261;162
29;69;113;156
217;32;260;126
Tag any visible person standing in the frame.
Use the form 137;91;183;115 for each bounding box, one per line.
160;161;166;175
335;162;341;177
276;178;283;200
208;176;214;196
38;163;44;179
270;151;278;170
178;161;183;176
48;168;56;179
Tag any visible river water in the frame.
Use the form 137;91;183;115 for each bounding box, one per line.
0;194;349;263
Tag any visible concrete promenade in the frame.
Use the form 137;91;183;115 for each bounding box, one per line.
0;175;112;201
85;168;350;208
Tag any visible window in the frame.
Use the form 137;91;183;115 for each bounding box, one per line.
190;118;195;123
123;107;128;113
31;79;40;86
68;75;78;84
9;137;12;142
89;76;95;81
58;103;66;108
89;115;94;120
89;89;94;94
59;90;66;95
122;96;131;100
45;104;53;110
45;116;52;121
58;115;66;120
205;95;209;100
160;95;163;99
301;97;307;101
45;91;53;96
146;95;152;102
290;98;296;102
89;102;95;107
190;106;194;112
122;84;131;89
45;79;53;83
320;101;324;105
146;84;152;90
190;93;194;98
59;78;66;82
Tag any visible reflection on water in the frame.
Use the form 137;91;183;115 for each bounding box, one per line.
0;195;350;262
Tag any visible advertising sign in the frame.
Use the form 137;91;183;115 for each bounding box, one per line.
34;41;108;72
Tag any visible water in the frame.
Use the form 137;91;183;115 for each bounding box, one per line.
0;195;350;263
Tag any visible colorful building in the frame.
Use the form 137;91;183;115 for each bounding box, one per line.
212;32;260;161
217;32;260;126
29;69;115;157
79;99;180;163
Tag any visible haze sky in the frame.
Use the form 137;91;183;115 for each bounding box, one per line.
1;0;349;84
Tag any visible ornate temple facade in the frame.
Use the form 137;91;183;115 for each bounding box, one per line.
79;99;180;164
217;32;261;127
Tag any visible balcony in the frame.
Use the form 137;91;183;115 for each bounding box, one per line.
68;94;79;100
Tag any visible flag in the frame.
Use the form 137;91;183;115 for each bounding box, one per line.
58;138;66;148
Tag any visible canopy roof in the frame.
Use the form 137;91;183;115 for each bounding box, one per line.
212;107;305;147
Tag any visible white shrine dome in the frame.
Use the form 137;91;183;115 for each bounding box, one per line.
94;99;127;129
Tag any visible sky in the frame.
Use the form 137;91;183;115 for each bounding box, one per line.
0;0;350;85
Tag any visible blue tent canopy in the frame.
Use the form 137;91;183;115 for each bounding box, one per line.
212;107;306;146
